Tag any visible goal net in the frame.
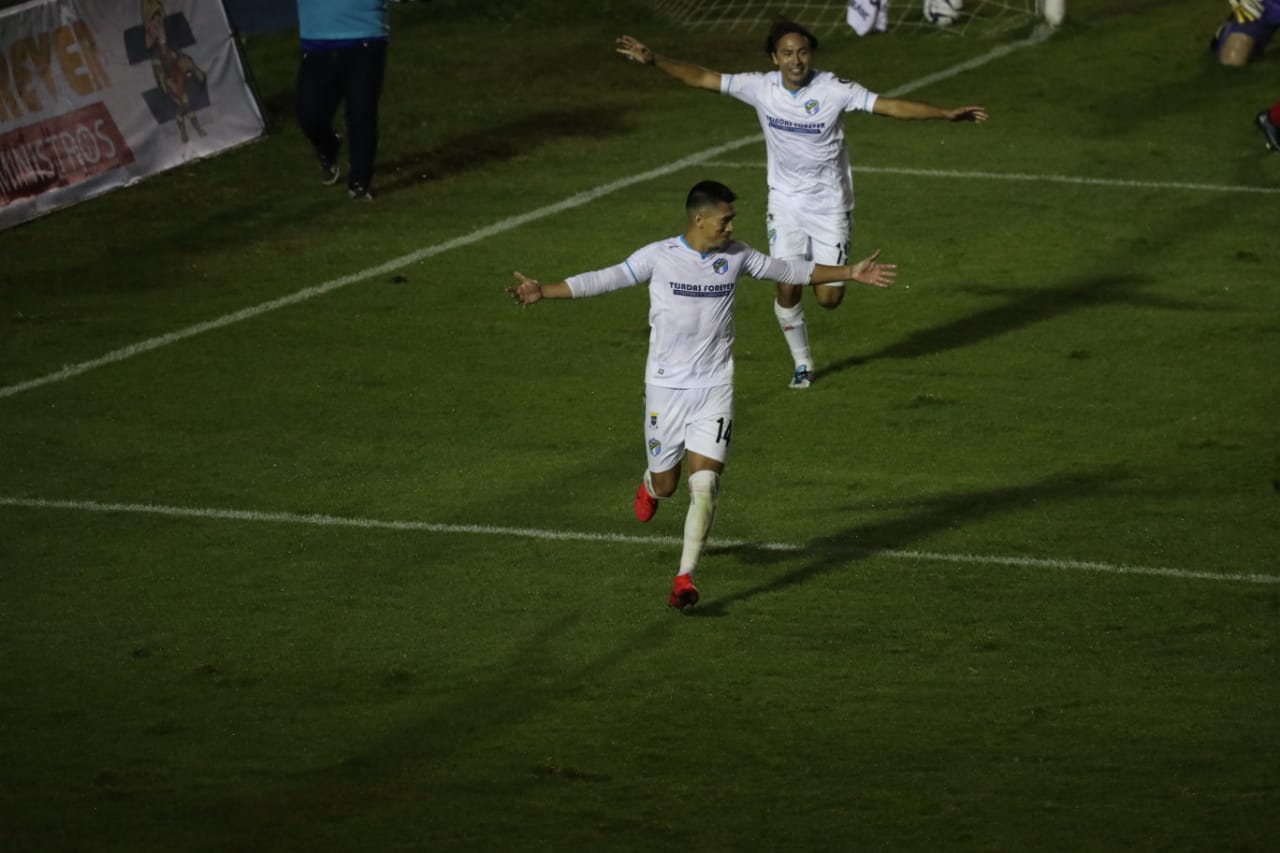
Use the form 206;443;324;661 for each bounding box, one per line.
638;0;1063;36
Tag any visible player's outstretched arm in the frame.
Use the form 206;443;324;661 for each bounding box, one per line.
874;98;988;123
507;272;572;307
615;34;722;91
945;105;989;122
812;250;897;289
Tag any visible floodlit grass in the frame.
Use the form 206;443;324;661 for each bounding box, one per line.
1;1;1277;851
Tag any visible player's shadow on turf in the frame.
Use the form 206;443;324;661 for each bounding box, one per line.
224;608;684;847
694;469;1123;618
818;273;1213;381
374;107;631;196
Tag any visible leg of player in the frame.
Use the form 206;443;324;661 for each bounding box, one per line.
1212;16;1263;67
812;283;847;309
637;466;678;522
667;387;732;609
636;387;687;522
1219;31;1258;64
1257;99;1280;152
670;454;723;610
774;283;813;388
769;210;816;388
773;212;854;388
810;238;850;315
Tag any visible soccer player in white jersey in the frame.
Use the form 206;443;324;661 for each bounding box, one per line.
616;22;986;389
506;181;896;609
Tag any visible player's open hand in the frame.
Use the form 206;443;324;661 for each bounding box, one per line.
507;272;543;306
849;250;897;289
616;35;655;65
950;105;988;123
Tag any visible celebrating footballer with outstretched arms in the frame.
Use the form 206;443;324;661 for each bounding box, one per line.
615;33;986;123
505;181;894;610
614;26;981;391
508;249;894;304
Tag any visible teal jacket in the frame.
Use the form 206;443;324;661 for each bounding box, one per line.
298;0;389;43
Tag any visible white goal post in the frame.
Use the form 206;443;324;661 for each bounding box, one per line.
638;0;1065;34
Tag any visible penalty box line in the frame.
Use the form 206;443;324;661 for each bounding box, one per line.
0;28;1051;403
1;495;1276;587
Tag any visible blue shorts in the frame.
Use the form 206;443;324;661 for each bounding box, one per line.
1215;12;1280;59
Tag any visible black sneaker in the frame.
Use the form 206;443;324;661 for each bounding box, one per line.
318;134;342;185
1256;110;1280;153
348;184;375;201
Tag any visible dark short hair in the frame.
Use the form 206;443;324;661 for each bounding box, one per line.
685;180;737;213
765;19;818;55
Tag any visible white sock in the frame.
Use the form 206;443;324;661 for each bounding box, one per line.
773;299;812;370
678;470;721;574
643;470;660;500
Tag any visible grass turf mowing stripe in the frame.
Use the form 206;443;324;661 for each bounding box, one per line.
2;495;1275;586
0;29;1051;403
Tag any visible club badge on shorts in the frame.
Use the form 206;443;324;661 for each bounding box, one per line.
648;438;662;457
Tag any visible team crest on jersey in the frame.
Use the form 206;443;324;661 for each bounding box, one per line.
648;438;662;457
768;227;777;244
649;411;658;427
804;99;820;116
713;258;728;275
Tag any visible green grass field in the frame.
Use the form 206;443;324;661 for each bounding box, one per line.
2;1;1277;850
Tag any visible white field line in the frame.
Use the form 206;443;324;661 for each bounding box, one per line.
0;136;758;401
2;495;1276;586
701;161;1280;195
0;28;1051;402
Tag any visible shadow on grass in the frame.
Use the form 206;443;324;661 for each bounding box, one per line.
694;468;1122;618
817;272;1217;381
5;106;634;301
214;609;680;848
197;469;1118;846
374;106;632;197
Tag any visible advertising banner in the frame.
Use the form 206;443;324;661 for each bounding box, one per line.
0;0;265;229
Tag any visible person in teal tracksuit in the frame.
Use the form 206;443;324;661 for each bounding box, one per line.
295;0;389;200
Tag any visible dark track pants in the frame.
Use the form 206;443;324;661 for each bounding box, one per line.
296;39;388;191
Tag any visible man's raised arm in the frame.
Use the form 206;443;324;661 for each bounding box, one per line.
615;35;722;91
873;98;988;123
507;272;571;307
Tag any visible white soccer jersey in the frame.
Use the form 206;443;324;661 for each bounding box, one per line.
565;236;816;389
721;70;878;214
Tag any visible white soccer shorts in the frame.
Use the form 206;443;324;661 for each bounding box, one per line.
642;384;735;473
766;204;853;273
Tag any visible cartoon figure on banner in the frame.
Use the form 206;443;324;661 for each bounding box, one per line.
143;0;208;142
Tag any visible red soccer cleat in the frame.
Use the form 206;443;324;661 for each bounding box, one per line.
634;481;659;522
668;574;699;609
